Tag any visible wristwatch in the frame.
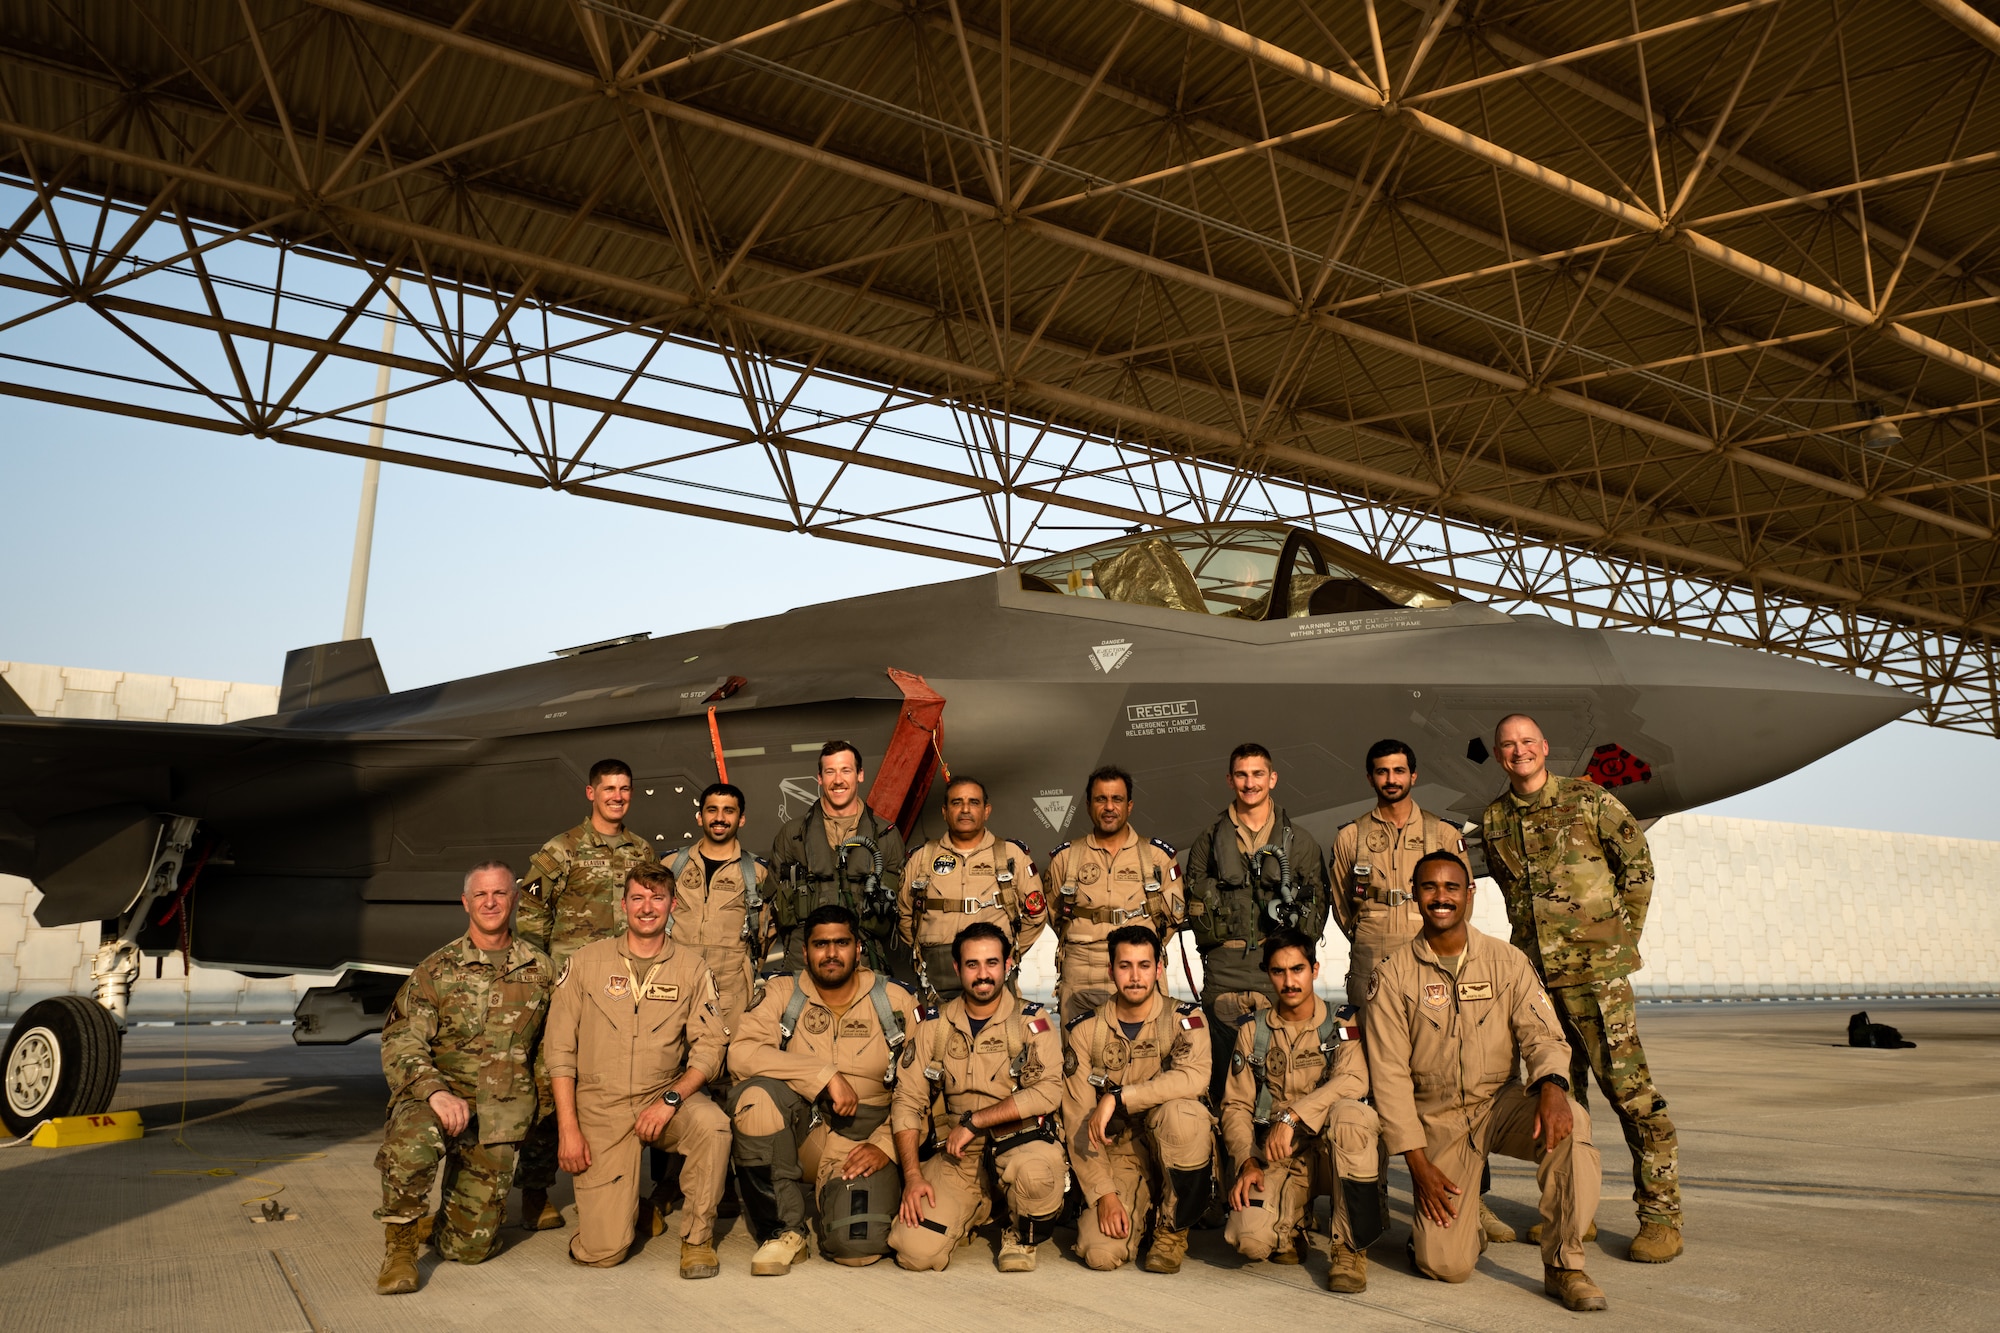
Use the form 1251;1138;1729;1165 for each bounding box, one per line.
663;1090;684;1109
1274;1110;1298;1128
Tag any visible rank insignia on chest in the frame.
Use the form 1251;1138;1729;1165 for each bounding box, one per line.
643;983;680;1002
1422;982;1448;1008
1025;1016;1051;1034
933;853;957;875
606;975;630;998
1456;981;1493;1002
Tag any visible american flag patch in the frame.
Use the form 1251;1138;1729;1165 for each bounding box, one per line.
1025;1016;1051;1034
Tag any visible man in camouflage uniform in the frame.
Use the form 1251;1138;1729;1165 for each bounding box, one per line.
1184;741;1329;1108
1045;765;1185;1023
896;775;1048;1004
1481;713;1681;1264
514;757;661;1230
769;740;909;979
374;861;554;1295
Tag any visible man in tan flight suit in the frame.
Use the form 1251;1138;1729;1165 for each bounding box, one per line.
1367;851;1608;1312
1328;739;1507;1240
897;775;1048;1004
728;904;922;1274
645;781;769;1232
1329;739;1466;1007
515;757;661;1229
888;921;1066;1273
545;869;730;1278
1221;927;1381;1293
1064;924;1213;1274
1045;765;1185;1022
665;781;772;1037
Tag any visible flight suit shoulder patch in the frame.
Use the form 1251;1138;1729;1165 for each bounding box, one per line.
1149;837;1178;857
1048;840;1072;858
1175;1001;1204;1030
1333;1004;1362;1041
1066;1009;1094;1031
554;961;570;988
919;1005;940;1022
1025;1014;1052;1035
1063;1045;1078;1077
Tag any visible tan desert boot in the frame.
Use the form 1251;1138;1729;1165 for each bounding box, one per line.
1627;1221;1683;1263
1142;1227;1190;1274
1544;1266;1609;1312
750;1228;810;1275
680;1238;720;1279
1327;1239;1369;1293
375;1221;421;1296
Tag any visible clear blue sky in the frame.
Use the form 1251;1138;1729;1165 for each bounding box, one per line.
5;394;1996;839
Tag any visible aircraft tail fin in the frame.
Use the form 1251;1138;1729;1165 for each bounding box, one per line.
279;639;389;713
866;668;946;841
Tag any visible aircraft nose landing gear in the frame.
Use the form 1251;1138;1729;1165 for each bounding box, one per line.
2;814;200;1139
2;995;123;1138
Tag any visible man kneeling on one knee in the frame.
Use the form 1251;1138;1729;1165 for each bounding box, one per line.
1366;851;1609;1311
1063;924;1213;1274
728;904;922;1274
888;921;1066;1272
545;869;732;1277
1222;928;1383;1293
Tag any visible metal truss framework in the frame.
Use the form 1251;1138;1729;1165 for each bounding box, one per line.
1;0;1998;732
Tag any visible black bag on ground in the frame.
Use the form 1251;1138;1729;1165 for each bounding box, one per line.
1847;1011;1915;1049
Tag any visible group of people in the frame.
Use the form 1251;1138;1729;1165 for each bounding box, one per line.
372;714;1681;1313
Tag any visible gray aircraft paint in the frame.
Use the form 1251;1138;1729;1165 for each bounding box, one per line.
0;525;1911;978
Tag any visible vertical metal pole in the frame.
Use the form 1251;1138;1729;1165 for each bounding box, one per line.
342;275;401;641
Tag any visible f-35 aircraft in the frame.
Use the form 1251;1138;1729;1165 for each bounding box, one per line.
0;523;1912;1133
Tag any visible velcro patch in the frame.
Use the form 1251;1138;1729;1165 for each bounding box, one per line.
1023;889;1046;917
1456;981;1493;1001
1180;1014;1205;1030
1335;1022;1362;1042
1025;1016;1051;1034
643;983;681;1001
920;1217;949;1234
1422;982;1448;1008
606;975;630;998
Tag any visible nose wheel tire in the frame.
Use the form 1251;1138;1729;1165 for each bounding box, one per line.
3;996;124;1138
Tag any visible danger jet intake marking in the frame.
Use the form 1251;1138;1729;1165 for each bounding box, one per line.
1124;699;1204;738
1033;793;1074;832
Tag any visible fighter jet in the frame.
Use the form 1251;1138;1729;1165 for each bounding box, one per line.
0;522;1911;1132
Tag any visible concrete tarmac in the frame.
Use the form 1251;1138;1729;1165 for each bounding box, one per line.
2;999;1995;1332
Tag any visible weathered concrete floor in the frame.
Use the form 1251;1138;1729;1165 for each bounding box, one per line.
2;1000;1995;1332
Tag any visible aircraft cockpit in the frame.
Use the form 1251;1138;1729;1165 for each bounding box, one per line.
1018;524;1457;620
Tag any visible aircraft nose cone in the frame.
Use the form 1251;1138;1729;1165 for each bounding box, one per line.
1595;631;1916;811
